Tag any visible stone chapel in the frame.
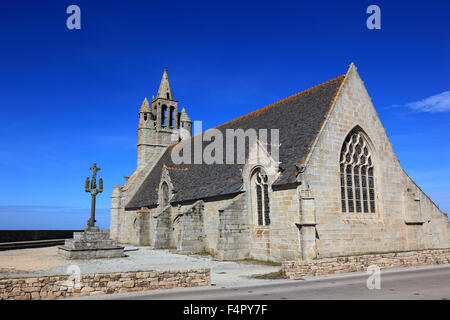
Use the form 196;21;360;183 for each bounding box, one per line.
110;64;450;262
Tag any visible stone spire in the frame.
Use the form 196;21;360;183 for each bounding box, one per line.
180;107;191;122
137;68;183;170
179;106;192;138
140;97;151;112
156;68;173;100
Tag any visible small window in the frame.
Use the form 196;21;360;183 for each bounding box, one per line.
252;168;270;225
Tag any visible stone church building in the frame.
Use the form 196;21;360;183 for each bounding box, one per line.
110;64;449;262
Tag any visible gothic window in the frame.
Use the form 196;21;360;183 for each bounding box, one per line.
252;168;270;225
340;129;375;213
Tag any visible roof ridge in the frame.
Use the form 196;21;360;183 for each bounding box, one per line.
215;73;346;129
128;71;349;208
298;64;354;166
170;73;346;156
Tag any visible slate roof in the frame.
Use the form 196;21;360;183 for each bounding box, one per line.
126;73;346;209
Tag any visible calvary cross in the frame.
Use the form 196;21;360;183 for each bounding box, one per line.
85;163;103;230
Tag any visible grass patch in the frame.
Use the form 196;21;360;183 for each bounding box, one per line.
236;258;282;266
196;250;212;256
250;270;284;280
174;249;212;257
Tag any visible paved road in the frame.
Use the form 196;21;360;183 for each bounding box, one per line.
85;264;450;300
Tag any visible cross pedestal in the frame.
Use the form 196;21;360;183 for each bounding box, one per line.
58;229;124;259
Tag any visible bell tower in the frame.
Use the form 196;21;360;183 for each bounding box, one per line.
137;68;191;171
152;68;179;135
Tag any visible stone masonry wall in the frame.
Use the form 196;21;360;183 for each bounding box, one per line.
260;187;302;261
111;146;167;244
282;249;450;279
177;201;205;252
113;196;232;253
216;194;250;260
0;268;210;300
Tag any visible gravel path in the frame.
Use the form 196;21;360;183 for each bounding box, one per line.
0;246;280;285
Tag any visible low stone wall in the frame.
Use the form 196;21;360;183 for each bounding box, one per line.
0;268;210;300
282;249;450;280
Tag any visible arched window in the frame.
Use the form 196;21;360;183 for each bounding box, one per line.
169;106;174;128
340;129;375;213
161;105;167;127
161;182;169;207
251;168;270;225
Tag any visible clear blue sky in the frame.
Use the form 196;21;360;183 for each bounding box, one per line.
0;0;449;229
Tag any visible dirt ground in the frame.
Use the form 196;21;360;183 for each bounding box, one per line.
0;246;68;273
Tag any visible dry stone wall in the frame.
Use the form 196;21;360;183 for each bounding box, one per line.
282;249;450;279
0;268;210;300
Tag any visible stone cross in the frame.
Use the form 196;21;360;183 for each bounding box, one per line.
85;163;103;231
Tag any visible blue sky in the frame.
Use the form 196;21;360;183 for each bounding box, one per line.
0;0;449;229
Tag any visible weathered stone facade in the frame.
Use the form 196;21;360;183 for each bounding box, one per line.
0;269;210;300
111;65;450;262
282;249;450;279
299;65;449;259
